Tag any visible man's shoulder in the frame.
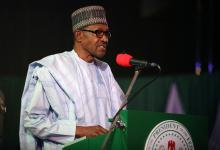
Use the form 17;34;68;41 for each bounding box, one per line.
33;51;73;66
27;51;73;75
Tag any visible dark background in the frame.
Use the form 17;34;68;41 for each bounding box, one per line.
0;0;218;77
0;0;218;149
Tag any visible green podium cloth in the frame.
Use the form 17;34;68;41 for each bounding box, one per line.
63;110;207;150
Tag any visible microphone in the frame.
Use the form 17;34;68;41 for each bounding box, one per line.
102;53;161;149
116;53;161;70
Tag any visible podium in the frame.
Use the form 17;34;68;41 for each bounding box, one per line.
63;110;208;150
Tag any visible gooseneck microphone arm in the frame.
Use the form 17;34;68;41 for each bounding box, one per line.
101;67;142;150
101;53;161;149
124;69;141;100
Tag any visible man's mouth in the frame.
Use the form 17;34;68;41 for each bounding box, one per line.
99;45;107;50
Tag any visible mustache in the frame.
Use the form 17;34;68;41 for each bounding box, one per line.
98;42;108;48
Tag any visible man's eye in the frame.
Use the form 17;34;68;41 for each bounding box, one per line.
95;30;103;34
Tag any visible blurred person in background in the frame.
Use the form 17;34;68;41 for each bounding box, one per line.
0;90;6;149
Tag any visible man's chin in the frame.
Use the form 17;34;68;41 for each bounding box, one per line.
96;52;106;59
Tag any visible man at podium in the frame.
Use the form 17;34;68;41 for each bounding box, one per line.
19;5;125;150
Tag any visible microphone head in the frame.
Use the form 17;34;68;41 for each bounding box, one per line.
116;53;133;67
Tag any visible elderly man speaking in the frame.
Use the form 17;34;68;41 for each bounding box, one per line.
19;5;125;150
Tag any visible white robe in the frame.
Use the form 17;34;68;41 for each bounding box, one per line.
19;50;125;150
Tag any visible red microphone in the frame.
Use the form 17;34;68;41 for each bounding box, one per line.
116;53;161;70
116;53;133;67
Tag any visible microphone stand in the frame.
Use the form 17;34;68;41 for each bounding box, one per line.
101;66;143;150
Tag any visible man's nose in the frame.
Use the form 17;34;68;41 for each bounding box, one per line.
101;34;109;43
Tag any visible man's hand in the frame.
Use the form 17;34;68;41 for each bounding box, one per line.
76;125;108;138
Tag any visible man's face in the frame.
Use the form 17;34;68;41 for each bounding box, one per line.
80;24;110;59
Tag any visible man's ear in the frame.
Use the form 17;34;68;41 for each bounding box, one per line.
74;31;83;42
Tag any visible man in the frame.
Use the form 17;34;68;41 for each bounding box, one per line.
19;5;125;150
